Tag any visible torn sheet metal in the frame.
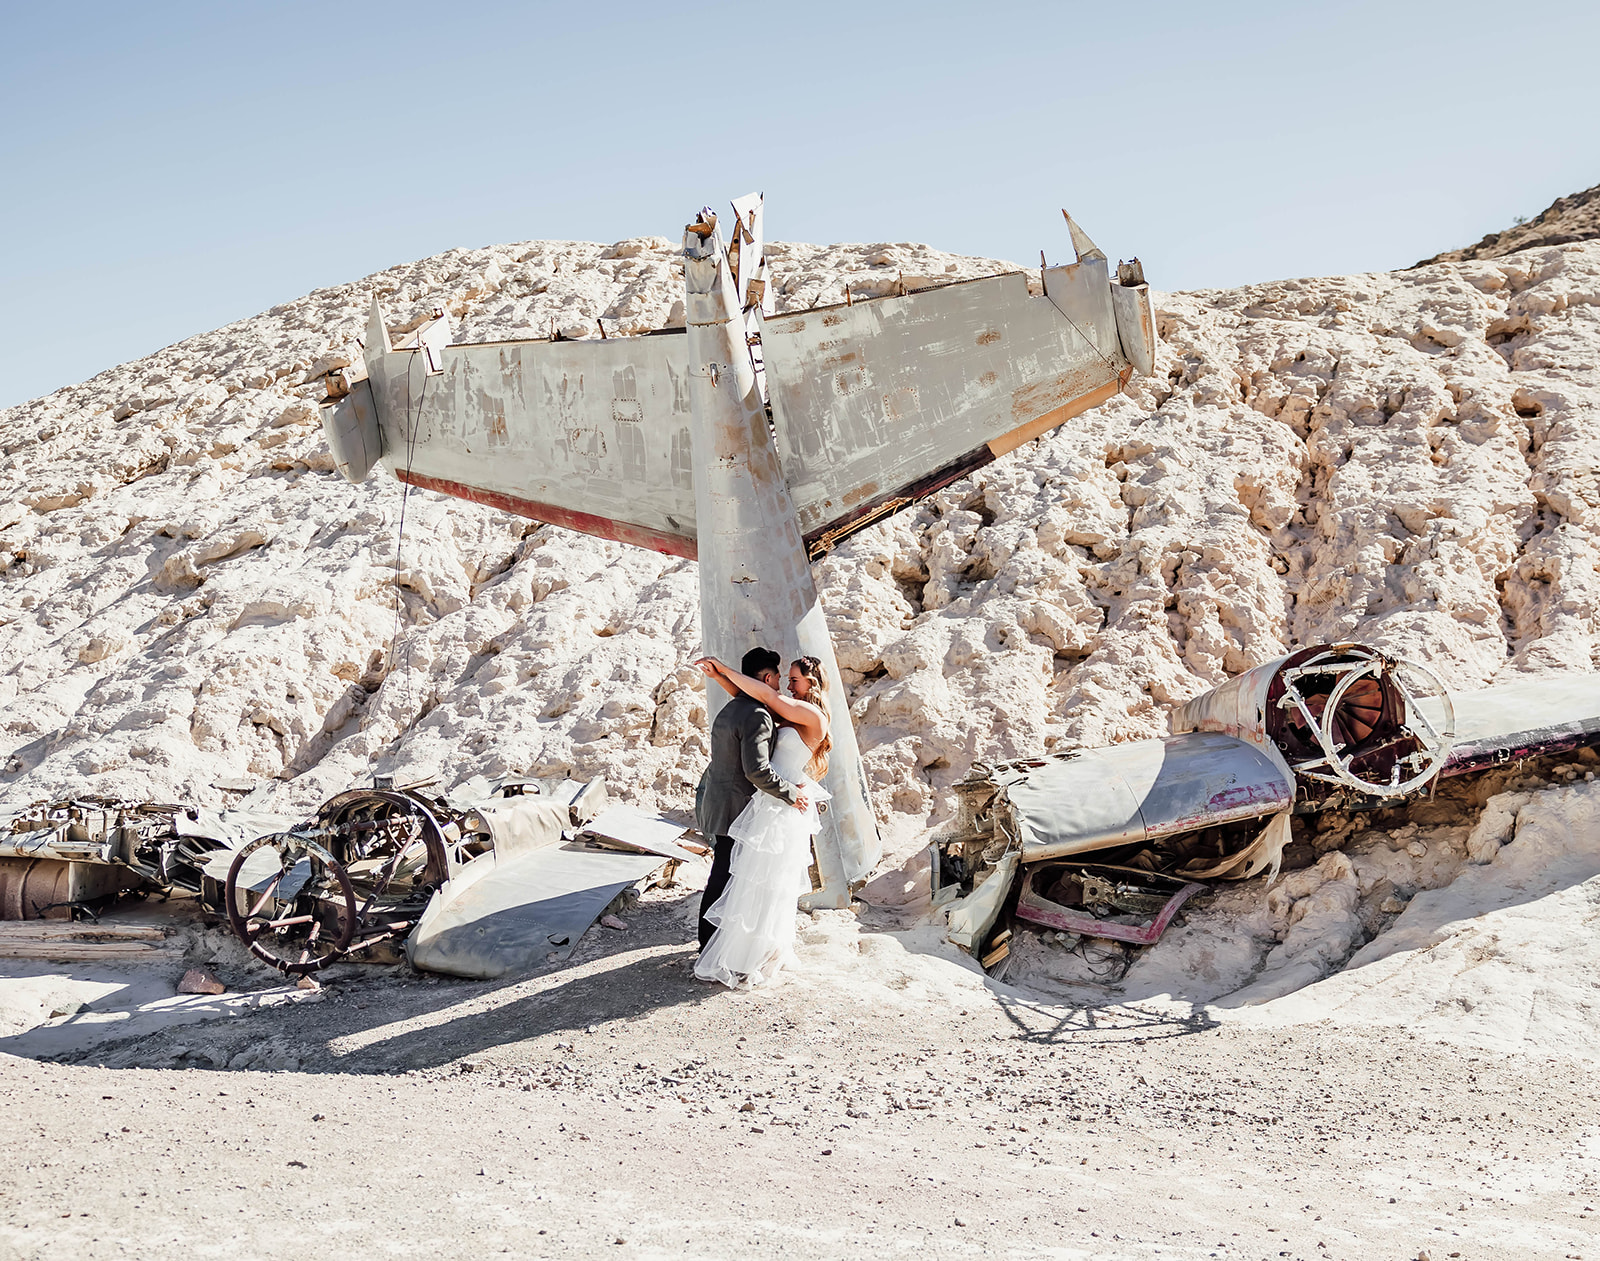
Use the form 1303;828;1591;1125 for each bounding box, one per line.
938;640;1600;962
469;796;570;859
999;732;1293;863
579;804;699;862
1180;810;1294;883
945;849;1017;955
1014;862;1204;946
407;843;666;979
444;774;609;827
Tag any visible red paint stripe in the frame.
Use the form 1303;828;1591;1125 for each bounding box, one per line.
396;470;698;560
802;444;995;558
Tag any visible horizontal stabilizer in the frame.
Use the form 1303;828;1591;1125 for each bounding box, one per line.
351;214;1148;562
761;267;1130;557
362;322;699;558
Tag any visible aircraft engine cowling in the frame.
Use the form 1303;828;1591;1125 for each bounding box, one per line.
1172;643;1456;800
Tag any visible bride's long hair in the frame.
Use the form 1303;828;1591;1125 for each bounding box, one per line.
793;655;832;780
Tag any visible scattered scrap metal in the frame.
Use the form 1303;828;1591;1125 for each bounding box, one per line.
2;775;697;980
0;794;291;921
321;195;1158;911
936;641;1600;968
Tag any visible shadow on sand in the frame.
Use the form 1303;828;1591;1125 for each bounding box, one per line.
1;891;724;1074
991;990;1219;1044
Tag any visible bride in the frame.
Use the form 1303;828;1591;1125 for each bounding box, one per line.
692;653;832;989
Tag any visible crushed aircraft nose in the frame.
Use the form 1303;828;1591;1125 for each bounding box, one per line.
936;642;1600;966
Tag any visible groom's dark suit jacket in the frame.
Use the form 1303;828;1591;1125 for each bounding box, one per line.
696;693;801;838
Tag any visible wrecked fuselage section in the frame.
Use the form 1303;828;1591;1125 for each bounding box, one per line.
935;642;1600;968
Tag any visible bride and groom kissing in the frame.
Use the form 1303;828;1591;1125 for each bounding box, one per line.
692;646;832;989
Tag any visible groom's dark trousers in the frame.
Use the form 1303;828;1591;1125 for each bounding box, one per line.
698;835;738;951
695;692;801;951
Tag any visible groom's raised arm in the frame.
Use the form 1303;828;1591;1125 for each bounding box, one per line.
741;707;802;805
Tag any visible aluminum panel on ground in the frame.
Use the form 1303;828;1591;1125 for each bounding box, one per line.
406;844;665;979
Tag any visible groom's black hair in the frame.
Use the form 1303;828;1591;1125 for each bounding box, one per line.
741;646;782;678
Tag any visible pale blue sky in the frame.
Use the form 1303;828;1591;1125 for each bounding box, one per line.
3;0;1596;409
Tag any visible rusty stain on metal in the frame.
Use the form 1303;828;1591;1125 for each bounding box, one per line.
809;497;913;559
395;469;697;559
989;371;1129;458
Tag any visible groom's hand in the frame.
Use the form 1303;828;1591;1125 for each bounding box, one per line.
794;793;810;812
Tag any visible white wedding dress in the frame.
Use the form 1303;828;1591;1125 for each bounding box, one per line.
695;726;829;989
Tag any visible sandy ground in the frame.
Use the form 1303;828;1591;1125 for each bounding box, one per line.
3;880;1595;1261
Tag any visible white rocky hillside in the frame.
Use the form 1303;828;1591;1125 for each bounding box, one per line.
4;231;1600;853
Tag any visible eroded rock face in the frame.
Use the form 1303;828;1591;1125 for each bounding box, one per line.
3;235;1599;855
822;242;1600;831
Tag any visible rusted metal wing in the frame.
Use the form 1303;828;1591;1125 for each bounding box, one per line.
359;303;700;558
329;211;1151;569
1434;675;1600;776
762;264;1132;559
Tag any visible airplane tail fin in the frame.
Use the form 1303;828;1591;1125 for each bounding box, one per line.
1062;210;1107;263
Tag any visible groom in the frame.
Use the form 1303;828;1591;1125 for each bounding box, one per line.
695;646;806;951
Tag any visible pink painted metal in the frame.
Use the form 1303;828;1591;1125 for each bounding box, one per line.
1014;864;1205;946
